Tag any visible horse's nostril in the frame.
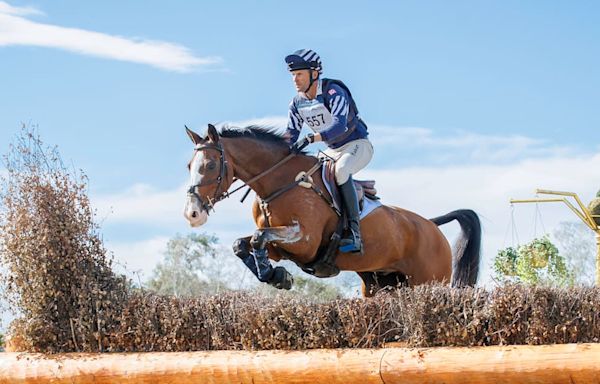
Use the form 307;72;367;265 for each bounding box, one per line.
191;211;197;218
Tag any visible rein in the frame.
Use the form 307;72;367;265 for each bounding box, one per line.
187;142;296;214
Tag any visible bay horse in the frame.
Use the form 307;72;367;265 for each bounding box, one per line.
183;124;481;296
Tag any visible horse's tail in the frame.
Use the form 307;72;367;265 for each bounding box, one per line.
430;209;481;287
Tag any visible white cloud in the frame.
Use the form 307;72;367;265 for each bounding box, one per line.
225;116;289;130
209;117;574;165
94;183;186;225
370;125;573;164
0;1;42;16
106;236;170;281
0;2;221;72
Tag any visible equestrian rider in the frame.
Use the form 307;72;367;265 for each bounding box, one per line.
284;49;373;253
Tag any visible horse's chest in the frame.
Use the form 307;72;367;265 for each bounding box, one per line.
297;99;333;133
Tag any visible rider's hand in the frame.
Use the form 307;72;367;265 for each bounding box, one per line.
291;134;315;154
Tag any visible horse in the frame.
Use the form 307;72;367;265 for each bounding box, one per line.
183;124;481;296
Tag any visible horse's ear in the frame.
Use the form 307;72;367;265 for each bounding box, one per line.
207;123;220;143
185;126;203;145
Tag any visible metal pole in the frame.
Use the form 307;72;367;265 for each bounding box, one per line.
510;190;600;286
596;233;600;287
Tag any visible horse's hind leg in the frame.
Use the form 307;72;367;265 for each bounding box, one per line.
358;272;378;297
357;272;408;297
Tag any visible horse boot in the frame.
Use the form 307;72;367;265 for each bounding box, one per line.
338;176;363;253
254;248;293;290
233;238;275;282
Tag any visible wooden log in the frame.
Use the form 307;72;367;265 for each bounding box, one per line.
0;343;599;383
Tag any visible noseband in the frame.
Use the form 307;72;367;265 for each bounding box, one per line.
187;142;229;214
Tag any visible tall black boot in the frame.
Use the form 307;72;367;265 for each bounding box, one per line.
338;176;362;253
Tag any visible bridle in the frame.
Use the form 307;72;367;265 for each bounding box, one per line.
187;140;297;215
187;142;229;214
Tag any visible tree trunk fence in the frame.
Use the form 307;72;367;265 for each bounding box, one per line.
1;343;599;383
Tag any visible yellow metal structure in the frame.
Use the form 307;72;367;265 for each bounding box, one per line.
510;189;600;286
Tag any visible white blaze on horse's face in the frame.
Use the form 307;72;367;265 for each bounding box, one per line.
183;145;208;227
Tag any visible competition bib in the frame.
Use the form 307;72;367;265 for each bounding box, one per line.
296;98;333;133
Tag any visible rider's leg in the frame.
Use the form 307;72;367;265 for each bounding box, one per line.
338;175;363;253
333;139;374;253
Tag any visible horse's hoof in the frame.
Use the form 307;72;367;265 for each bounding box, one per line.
269;266;293;290
313;263;340;278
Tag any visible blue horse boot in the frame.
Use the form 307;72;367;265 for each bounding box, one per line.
338;176;363;253
233;238;273;282
233;238;293;289
251;248;275;282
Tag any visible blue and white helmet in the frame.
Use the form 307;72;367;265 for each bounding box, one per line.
285;49;323;75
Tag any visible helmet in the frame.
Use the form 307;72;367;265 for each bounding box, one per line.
285;49;322;74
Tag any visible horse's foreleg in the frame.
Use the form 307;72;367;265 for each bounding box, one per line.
250;224;300;290
250;221;302;248
232;224;300;290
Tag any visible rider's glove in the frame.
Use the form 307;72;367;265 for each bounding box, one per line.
290;134;315;154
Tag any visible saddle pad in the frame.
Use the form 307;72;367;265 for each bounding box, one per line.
359;195;383;220
321;166;382;220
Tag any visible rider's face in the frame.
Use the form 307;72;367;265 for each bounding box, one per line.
291;69;315;92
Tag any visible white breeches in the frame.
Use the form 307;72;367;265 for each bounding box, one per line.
322;139;373;185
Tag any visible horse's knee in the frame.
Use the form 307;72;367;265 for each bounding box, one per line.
233;237;251;258
250;229;267;249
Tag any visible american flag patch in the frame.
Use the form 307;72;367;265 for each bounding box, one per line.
328;88;337;95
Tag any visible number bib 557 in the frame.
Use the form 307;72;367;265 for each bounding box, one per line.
297;99;333;133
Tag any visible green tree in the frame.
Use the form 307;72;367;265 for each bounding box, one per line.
292;275;343;301
494;236;574;286
553;221;595;286
147;233;353;299
146;233;234;297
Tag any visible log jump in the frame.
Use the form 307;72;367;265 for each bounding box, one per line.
1;343;599;383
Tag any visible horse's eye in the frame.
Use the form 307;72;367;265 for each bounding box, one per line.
207;161;217;171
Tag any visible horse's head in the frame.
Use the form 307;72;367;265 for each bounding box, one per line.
183;124;233;227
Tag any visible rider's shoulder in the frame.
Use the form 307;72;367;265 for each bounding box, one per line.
289;94;303;106
322;78;349;98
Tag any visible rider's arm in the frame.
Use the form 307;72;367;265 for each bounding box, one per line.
318;84;349;143
284;99;303;145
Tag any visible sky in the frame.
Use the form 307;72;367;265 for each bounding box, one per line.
1;0;600;294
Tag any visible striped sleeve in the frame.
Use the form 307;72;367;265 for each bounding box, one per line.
284;99;303;144
319;84;349;143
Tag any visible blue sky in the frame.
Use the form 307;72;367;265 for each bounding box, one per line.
1;1;600;290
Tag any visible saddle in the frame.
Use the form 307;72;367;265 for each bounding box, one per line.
322;159;379;215
300;159;381;278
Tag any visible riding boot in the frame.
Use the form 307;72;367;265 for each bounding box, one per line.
338;176;363;253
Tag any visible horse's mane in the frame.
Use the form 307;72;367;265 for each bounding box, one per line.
218;124;289;148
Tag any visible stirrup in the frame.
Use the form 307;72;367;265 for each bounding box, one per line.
339;233;362;253
339;242;362;253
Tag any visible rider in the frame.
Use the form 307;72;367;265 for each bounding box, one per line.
284;49;373;253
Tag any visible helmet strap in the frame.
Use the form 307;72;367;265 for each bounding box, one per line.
304;70;317;95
